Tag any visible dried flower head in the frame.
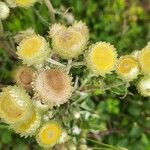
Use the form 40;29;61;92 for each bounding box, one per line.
14;0;37;7
36;122;62;148
138;44;150;75
116;55;139;81
137;76;150;97
72;21;89;41
17;35;51;66
0;86;33;124
33;69;73;107
52;27;87;59
11;108;41;137
13;66;34;90
86;42;118;76
0;2;10;20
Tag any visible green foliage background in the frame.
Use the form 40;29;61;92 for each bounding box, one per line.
0;0;150;150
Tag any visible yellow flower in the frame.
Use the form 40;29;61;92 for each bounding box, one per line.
36;122;62;148
11;108;41;137
33;69;73;107
52;27;87;59
0;86;33;124
138;44;150;75
137;76;150;97
116;55;139;81
17;35;51;67
12;66;34;90
86;42;118;76
14;0;37;7
72;21;89;41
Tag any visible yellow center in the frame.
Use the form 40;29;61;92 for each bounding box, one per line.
139;50;150;73
0;93;24;122
91;45;116;72
15;0;33;6
56;30;82;49
39;123;61;145
18;36;42;58
117;57;138;75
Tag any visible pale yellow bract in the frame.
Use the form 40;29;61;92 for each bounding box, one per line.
137;76;150;97
0;86;33;124
36;122;62;148
11;108;41;137
138;45;150;75
86;42;117;76
116;55;139;81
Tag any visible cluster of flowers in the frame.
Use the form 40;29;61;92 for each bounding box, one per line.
0;0;150;149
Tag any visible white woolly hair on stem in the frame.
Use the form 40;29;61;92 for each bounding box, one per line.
0;20;4;37
43;0;55;23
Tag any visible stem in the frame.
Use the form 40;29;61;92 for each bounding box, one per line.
43;0;55;23
87;138;116;149
0;20;4;37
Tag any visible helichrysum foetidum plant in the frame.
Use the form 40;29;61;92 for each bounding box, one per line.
0;1;149;150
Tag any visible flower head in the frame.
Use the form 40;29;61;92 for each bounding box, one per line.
138;44;150;75
72;21;89;41
52;27;87;59
116;55;139;81
13;66;34;90
0;2;10;20
0;86;33;124
14;0;38;7
33;69;73;107
86;42;118;76
17;35;51;66
137;76;150;97
36;122;62;148
11;108;41;137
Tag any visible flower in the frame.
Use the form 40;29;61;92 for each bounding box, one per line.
36;122;62;148
11;108;41;137
116;55;139;81
51;27;87;59
86;42;118;76
138;44;150;75
137;76;150;97
0;2;10;20
33;69;73;107
0;86;33;124
14;0;38;7
12;66;34;90
17;35;51;67
49;23;66;38
72;21;89;41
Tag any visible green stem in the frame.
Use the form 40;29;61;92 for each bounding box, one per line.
87;138;116;149
0;124;9;129
43;0;55;23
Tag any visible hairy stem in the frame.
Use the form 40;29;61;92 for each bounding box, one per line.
43;0;55;23
0;20;4;37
